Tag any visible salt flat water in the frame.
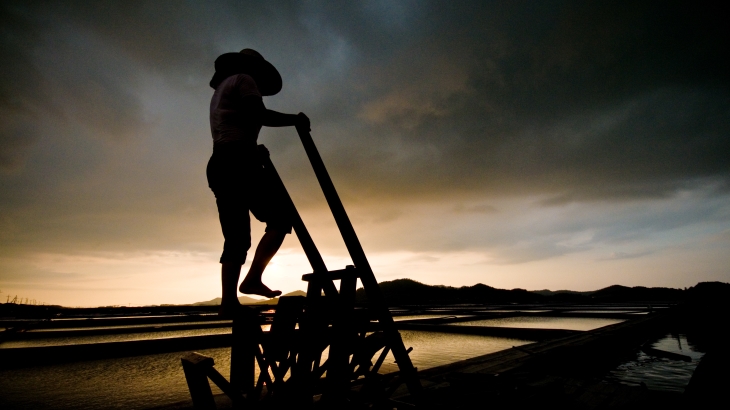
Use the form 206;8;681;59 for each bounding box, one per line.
393;314;472;321
27;320;229;332
0;326;235;348
605;333;705;392
0;348;217;410
379;330;531;374
449;316;625;331
0;329;532;410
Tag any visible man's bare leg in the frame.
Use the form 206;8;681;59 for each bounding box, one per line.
220;262;242;318
239;230;286;298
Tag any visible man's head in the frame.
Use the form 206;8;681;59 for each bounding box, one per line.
210;49;282;95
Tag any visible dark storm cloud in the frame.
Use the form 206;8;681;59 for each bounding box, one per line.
0;4;45;171
1;0;728;258
309;0;730;203
0;1;149;172
3;0;728;184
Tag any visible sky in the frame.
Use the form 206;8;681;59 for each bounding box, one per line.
1;1;729;307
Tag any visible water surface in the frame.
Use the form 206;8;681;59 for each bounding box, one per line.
0;330;531;410
0;325;271;348
604;333;704;392
448;316;624;331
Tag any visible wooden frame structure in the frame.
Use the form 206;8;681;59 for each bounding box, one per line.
182;128;421;408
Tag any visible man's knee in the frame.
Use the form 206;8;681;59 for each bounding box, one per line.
220;238;250;264
264;222;292;235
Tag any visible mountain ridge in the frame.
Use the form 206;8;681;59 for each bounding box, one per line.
191;290;307;306
354;279;723;304
186;280;729;306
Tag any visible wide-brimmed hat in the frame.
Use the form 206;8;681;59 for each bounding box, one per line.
209;49;282;95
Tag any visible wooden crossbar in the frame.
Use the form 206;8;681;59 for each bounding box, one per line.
302;265;357;282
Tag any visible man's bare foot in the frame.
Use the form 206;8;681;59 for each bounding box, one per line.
218;302;241;319
239;281;282;298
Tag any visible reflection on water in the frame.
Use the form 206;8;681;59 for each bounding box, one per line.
605;333;704;392
0;331;530;410
393;315;469;321
449;316;624;331
0;325;271;349
50;314;218;321
27;321;231;332
563;310;637;314
0;347;231;410
1;328;232;348
379;330;531;374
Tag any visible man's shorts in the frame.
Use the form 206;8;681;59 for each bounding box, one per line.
207;142;293;265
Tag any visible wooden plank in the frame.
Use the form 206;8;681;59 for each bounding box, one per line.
295;128;421;394
324;266;358;401
181;353;217;410
205;366;245;408
230;309;259;395
258;146;338;297
267;296;305;362
306;280;321;300
339;266;357;304
302;265;358;282
182;352;215;367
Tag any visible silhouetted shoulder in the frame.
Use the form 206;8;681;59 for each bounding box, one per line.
231;73;261;99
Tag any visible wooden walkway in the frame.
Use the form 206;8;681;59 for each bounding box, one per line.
391;312;688;409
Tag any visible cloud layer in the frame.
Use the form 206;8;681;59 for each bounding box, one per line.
1;1;729;305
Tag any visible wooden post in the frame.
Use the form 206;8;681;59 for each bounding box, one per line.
339;266;357;305
295;129;422;394
181;353;217;410
258;145;338;297
230;309;257;396
324;266;358;402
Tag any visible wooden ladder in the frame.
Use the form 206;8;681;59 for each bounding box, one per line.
183;128;421;408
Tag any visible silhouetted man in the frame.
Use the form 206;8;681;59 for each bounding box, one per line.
207;49;309;316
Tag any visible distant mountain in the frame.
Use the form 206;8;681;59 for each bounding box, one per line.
192;295;265;306
189;281;730;306
191;290;307;306
355;279;544;304
353;279;723;305
530;289;594;303
531;289;593;297
253;290;307;305
589;285;684;302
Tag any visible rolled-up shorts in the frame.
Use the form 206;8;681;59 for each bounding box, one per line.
207;141;292;264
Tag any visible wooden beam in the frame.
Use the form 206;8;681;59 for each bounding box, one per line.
181;353;217;410
295;128;422;394
230;309;259;396
302;265;358;282
258;145;338;297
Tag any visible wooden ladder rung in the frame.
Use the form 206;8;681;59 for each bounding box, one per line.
301;265;357;282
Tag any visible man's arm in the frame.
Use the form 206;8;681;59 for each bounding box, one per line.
262;109;310;131
241;95;310;131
